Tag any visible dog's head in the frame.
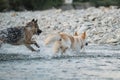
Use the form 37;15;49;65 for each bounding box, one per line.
74;31;88;48
80;32;88;47
25;19;42;35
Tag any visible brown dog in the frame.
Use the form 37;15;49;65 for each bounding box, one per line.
0;19;42;51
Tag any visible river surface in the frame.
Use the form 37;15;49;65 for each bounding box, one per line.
0;44;120;80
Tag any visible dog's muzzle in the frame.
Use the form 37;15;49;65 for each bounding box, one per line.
37;29;42;35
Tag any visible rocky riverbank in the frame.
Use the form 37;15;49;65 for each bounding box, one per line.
0;6;120;45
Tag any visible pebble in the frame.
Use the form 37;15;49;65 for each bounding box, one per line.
0;6;120;45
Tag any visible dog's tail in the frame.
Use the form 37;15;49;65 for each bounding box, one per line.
44;33;61;45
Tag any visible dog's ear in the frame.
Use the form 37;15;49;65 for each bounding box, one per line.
35;19;38;23
32;19;35;22
74;32;78;36
81;32;86;40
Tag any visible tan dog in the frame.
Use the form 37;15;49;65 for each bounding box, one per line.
0;19;42;51
44;31;87;54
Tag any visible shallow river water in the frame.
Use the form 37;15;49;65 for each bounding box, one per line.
0;44;120;80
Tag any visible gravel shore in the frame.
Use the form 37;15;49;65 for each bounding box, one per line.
0;6;120;45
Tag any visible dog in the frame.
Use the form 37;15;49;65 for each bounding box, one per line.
0;19;42;51
44;31;88;54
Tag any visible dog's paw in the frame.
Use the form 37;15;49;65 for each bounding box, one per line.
35;49;40;53
37;45;40;48
34;43;40;48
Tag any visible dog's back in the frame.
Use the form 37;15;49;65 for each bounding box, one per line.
0;27;24;44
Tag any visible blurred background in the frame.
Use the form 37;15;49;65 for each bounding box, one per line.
0;0;120;12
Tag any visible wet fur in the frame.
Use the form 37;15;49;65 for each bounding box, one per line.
45;32;87;54
0;19;42;51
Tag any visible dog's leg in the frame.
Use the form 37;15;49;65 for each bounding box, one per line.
34;42;40;48
62;47;68;54
26;40;40;48
30;40;40;48
53;41;61;54
0;40;3;47
25;44;36;51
